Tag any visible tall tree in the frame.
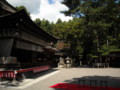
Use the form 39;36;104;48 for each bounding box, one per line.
34;18;41;26
34;18;53;34
62;0;120;62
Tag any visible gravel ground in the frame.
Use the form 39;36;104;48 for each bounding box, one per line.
0;67;120;90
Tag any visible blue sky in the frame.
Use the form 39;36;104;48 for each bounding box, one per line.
7;0;72;23
48;0;55;4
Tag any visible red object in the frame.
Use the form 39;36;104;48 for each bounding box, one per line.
17;65;50;73
50;83;120;90
0;65;50;78
0;71;16;78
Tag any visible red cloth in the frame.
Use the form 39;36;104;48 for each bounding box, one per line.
0;71;16;78
50;83;120;90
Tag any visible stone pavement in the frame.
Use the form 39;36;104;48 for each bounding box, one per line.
0;67;120;90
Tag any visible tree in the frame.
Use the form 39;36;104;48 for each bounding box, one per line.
16;6;30;16
34;19;53;34
56;18;62;24
51;17;85;56
62;0;120;62
34;18;41;26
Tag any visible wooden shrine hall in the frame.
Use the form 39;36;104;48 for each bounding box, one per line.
0;0;59;68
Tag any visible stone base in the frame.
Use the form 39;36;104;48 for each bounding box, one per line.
58;65;64;68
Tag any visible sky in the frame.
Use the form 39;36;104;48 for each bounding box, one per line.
6;0;73;23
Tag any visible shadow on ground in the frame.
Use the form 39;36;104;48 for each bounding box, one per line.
65;76;120;87
52;75;120;90
23;68;59;79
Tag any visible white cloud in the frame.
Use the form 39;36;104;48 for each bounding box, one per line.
7;0;72;23
7;0;40;14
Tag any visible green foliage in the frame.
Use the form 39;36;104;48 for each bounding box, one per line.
110;49;120;52
100;44;118;56
34;18;41;26
61;0;120;60
56;18;62;24
34;19;54;34
32;0;120;60
87;54;98;60
51;18;85;55
16;6;30;16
